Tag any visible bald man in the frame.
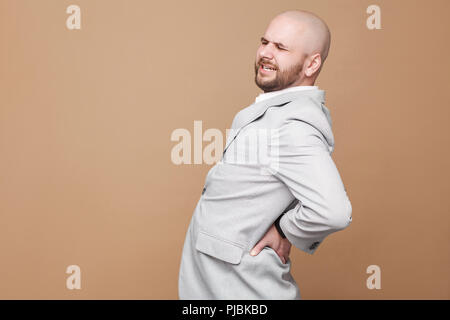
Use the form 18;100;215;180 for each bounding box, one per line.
178;10;352;299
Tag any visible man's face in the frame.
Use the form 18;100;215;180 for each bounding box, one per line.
254;17;307;92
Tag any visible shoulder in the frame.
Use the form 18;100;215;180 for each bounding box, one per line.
272;99;334;152
275;119;327;149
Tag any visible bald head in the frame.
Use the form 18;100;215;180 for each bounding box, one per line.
271;10;331;63
254;10;331;91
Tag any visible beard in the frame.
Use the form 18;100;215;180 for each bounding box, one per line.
254;60;304;92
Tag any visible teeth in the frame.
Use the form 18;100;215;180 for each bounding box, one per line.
262;65;275;71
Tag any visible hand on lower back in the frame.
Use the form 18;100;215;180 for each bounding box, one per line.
250;224;291;264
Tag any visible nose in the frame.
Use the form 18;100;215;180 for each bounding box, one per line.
258;44;274;61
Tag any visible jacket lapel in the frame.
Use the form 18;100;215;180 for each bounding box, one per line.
223;89;326;155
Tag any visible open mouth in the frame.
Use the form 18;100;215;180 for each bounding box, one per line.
260;64;277;73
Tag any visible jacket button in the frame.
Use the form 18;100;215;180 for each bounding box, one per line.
202;187;206;195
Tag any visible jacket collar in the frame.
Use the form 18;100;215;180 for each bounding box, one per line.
223;89;326;155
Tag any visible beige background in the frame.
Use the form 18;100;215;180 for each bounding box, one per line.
0;0;449;299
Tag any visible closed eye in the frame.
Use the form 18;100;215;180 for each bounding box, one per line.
260;37;288;51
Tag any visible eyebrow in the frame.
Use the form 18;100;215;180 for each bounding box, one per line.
260;36;289;49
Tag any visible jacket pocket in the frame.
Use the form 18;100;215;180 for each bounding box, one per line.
195;230;244;265
262;246;290;266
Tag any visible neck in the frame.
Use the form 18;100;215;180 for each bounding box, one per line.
289;77;315;88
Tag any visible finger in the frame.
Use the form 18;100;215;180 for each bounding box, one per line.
250;242;266;256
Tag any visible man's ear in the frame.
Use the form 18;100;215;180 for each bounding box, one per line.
304;53;322;77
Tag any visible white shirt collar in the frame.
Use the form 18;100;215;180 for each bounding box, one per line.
254;85;318;104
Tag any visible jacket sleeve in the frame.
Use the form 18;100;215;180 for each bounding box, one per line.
268;120;352;255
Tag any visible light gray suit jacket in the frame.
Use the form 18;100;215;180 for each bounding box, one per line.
178;88;352;299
